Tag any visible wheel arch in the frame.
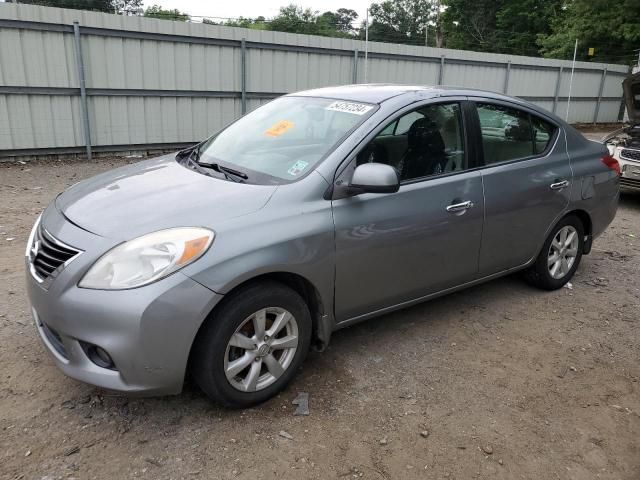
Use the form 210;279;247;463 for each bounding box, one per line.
189;271;331;370
564;209;593;253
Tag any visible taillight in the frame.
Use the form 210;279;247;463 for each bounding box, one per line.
602;154;621;176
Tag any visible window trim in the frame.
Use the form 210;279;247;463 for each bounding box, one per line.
470;98;561;169
332;97;473;194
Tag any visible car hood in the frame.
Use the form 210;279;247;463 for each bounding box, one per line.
55;154;277;240
623;71;640;124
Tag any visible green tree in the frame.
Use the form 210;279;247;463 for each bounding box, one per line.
364;0;434;45
215;16;268;30
495;0;561;56
440;0;565;56
17;0;113;11
18;0;143;14
265;5;358;38
538;0;640;63
143;4;189;21
112;0;142;15
440;0;503;51
268;4;320;35
318;8;358;36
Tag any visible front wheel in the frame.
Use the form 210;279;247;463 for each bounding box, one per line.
190;281;312;408
524;215;584;290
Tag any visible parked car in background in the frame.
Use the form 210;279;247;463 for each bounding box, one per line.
26;85;619;408
604;71;640;191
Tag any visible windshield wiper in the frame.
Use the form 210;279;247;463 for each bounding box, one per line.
186;146;249;182
194;161;248;183
210;164;248;180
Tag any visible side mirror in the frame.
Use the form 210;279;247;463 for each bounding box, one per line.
350;163;400;194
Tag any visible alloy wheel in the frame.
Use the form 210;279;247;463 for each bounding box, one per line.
223;307;299;392
547;225;579;280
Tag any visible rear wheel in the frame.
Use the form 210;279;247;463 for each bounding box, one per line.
524;215;584;290
190;281;312;408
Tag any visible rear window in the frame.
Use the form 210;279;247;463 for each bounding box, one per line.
476;103;556;164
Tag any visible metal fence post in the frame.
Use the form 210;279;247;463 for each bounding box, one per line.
240;38;247;115
593;67;607;124
503;61;511;94
438;55;445;85
552;66;563;115
73;21;92;161
353;49;359;84
619;65;633;121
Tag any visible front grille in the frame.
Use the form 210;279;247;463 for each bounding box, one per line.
30;226;80;281
620;177;640;190
621;149;640;162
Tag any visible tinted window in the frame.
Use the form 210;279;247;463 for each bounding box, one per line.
379;121;396;136
477;103;556;164
531;115;555;154
396;111;424;135
357;103;465;181
477;103;533;164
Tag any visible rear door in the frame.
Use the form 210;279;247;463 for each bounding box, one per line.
472;99;572;275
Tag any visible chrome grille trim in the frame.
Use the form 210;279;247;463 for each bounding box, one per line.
620;148;640;162
28;223;82;287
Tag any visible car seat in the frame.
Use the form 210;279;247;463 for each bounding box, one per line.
399;117;447;180
357;141;390;166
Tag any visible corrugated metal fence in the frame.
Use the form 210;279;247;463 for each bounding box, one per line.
0;3;631;159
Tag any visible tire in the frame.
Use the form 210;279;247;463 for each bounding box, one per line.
523;215;585;291
190;281;312;408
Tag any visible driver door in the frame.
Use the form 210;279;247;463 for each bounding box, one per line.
332;100;484;322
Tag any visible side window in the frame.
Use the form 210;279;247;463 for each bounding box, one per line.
378;121;397;136
477;103;533;164
356;102;466;182
396;111;424;135
531;115;555;154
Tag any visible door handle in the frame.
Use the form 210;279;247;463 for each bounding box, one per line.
446;200;474;213
550;180;569;190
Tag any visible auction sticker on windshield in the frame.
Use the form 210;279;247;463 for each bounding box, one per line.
325;101;374;115
265;120;295;137
287;160;309;177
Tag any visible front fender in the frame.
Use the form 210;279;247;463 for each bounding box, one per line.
181;173;336;339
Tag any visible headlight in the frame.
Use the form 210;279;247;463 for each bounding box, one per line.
79;228;214;290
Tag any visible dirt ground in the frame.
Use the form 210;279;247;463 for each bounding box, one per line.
1;138;639;480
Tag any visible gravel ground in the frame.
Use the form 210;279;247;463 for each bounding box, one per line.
1;143;639;480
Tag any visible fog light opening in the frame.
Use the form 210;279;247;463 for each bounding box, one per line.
82;342;117;370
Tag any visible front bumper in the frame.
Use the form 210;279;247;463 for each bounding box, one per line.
26;204;223;395
613;147;640;191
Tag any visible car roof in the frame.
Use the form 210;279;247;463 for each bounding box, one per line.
289;84;438;103
289;83;524;104
288;83;567;125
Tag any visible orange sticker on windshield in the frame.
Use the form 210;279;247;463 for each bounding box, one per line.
265;120;295;137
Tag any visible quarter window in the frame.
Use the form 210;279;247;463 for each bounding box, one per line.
356;103;466;182
531;115;555;154
476;103;556;164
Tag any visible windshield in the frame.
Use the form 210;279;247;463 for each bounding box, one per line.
197;96;376;183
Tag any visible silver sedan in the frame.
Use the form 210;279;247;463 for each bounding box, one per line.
26;85;619;407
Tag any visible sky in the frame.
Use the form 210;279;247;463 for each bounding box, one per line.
142;0;370;22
